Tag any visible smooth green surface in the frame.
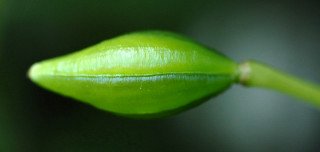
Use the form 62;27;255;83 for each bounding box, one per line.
29;31;237;117
238;60;320;107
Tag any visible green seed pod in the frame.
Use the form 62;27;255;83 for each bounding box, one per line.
28;31;237;118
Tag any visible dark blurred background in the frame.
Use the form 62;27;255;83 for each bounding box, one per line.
1;0;320;151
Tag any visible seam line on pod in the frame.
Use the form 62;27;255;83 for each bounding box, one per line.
35;73;232;78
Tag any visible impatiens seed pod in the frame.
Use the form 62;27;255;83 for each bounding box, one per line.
29;31;320;118
28;31;237;118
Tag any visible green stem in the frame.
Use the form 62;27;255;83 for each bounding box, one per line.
237;60;320;107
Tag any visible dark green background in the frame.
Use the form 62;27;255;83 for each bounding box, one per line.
1;0;320;151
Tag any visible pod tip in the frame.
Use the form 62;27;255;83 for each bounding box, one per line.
27;63;41;82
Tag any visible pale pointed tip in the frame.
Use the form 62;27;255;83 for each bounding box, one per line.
27;62;41;82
